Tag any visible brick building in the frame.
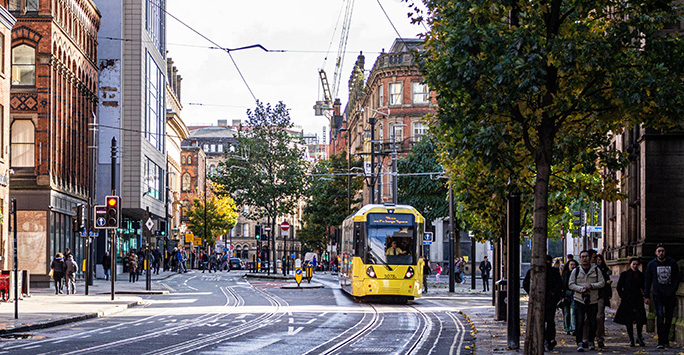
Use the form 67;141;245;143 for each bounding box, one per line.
4;0;99;286
0;5;15;271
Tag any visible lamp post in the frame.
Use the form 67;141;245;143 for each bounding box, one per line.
391;124;407;204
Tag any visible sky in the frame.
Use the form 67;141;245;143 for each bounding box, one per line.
165;0;428;143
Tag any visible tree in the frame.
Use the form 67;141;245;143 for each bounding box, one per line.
185;193;238;247
213;101;309;273
411;1;684;353
299;151;363;253
396;134;448;225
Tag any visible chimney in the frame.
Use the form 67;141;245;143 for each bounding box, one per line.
333;98;341;116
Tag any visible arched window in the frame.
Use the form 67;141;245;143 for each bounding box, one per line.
180;155;185;165
241;247;248;259
12;45;36;86
181;172;191;192
11;120;35;167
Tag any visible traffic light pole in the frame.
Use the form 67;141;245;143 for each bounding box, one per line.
110;137;117;301
146;207;151;291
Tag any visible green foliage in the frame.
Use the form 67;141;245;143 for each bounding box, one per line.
213;101;309;223
184;194;238;246
299;151;364;252
396;134;449;225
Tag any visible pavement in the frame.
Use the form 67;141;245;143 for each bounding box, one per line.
0;270;176;335
424;277;684;354
2;270;681;354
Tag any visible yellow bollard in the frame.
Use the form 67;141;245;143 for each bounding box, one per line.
82;259;86;271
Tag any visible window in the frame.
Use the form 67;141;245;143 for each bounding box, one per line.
146;0;165;54
210;165;216;175
218;144;223;152
181;173;191;192
145;53;164;151
144;158;163;199
413;122;428;141
10;119;34;167
11;45;35;86
210;144;216;152
203;144;209;152
378;85;384;107
391;124;404;143
378;124;384;142
243;224;249;237
389;83;402;105
9;0;38;12
412;82;430;104
180;155;185;165
0;33;4;75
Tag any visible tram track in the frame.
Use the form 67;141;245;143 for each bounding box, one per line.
302;302;380;355
146;285;288;355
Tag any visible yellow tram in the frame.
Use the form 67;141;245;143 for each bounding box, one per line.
339;204;426;300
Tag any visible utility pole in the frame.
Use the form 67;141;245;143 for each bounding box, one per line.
369;116;376;204
448;183;455;292
506;191;521;350
11;199;17;319
110;137;117;301
392;124;406;204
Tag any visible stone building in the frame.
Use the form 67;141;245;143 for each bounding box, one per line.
164;58;188;253
602;127;684;341
5;0;100;286
0;5;15;271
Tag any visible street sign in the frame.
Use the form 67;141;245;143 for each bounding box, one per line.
145;218;154;232
281;221;290;231
422;232;433;245
589;226;603;233
264;226;271;231
295;267;303;286
94;205;107;229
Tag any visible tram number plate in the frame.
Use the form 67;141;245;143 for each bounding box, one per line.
385;274;396;279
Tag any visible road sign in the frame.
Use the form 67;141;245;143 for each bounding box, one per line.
94;205;107;229
264;226;271;231
589;226;603;233
281;221;290;231
422;232;433;245
295;267;303;286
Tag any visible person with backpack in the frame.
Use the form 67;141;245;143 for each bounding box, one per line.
523;255;564;351
568;249;606;352
50;253;66;294
65;254;79;294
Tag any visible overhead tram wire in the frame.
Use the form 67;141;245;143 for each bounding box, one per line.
148;1;257;101
375;0;416;59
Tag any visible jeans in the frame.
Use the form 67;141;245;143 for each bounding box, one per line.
596;298;606;343
104;268;110;280
574;300;598;345
482;274;490;291
654;294;676;346
563;297;575;332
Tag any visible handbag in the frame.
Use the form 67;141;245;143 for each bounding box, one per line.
49;269;54;279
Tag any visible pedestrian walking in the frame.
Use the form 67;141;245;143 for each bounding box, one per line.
433;263;442;283
102;251;111;281
423;258;431;293
523;255;564;351
458;258;466;284
128;251;138;283
312;255;317;273
201;252;209;273
454;257;462;284
561;259;578;335
152;248;161;274
595;254;613;348
644;244;680;349
50;253;66;294
614;257;646;347
65;254;78;294
479;256;492;292
568;249;606;352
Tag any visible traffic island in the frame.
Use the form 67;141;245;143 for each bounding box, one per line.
280;282;324;289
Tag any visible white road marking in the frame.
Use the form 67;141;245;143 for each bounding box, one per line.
289;318;295;324
22;345;41;350
235;314;248;319
288;326;304;335
305;319;316;324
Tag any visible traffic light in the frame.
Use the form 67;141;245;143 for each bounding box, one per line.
105;196;120;228
255;224;262;240
72;204;83;232
159;220;167;236
572;210;585;234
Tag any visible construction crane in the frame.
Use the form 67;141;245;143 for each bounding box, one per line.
314;0;355;117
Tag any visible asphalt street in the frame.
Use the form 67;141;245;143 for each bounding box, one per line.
0;270;474;355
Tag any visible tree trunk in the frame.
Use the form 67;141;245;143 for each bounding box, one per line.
524;137;553;355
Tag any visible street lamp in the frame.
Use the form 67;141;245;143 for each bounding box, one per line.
361;107;389;204
391;124;407;204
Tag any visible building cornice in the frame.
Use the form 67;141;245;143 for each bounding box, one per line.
0;5;17;30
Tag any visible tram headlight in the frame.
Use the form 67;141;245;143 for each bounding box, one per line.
366;266;377;278
404;266;415;279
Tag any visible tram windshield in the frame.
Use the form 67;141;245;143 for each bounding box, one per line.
366;213;416;266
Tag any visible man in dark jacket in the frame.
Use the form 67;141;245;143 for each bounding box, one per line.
524;255;564;351
644;244;680;349
479;256;492;292
423;258;431;294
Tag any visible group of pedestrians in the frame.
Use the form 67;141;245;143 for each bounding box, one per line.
199;251;231;273
524;244;680;352
49;248;79;294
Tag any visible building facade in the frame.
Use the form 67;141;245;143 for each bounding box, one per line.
95;0;167;263
5;0;99;286
0;5;14;271
164;57;188;253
